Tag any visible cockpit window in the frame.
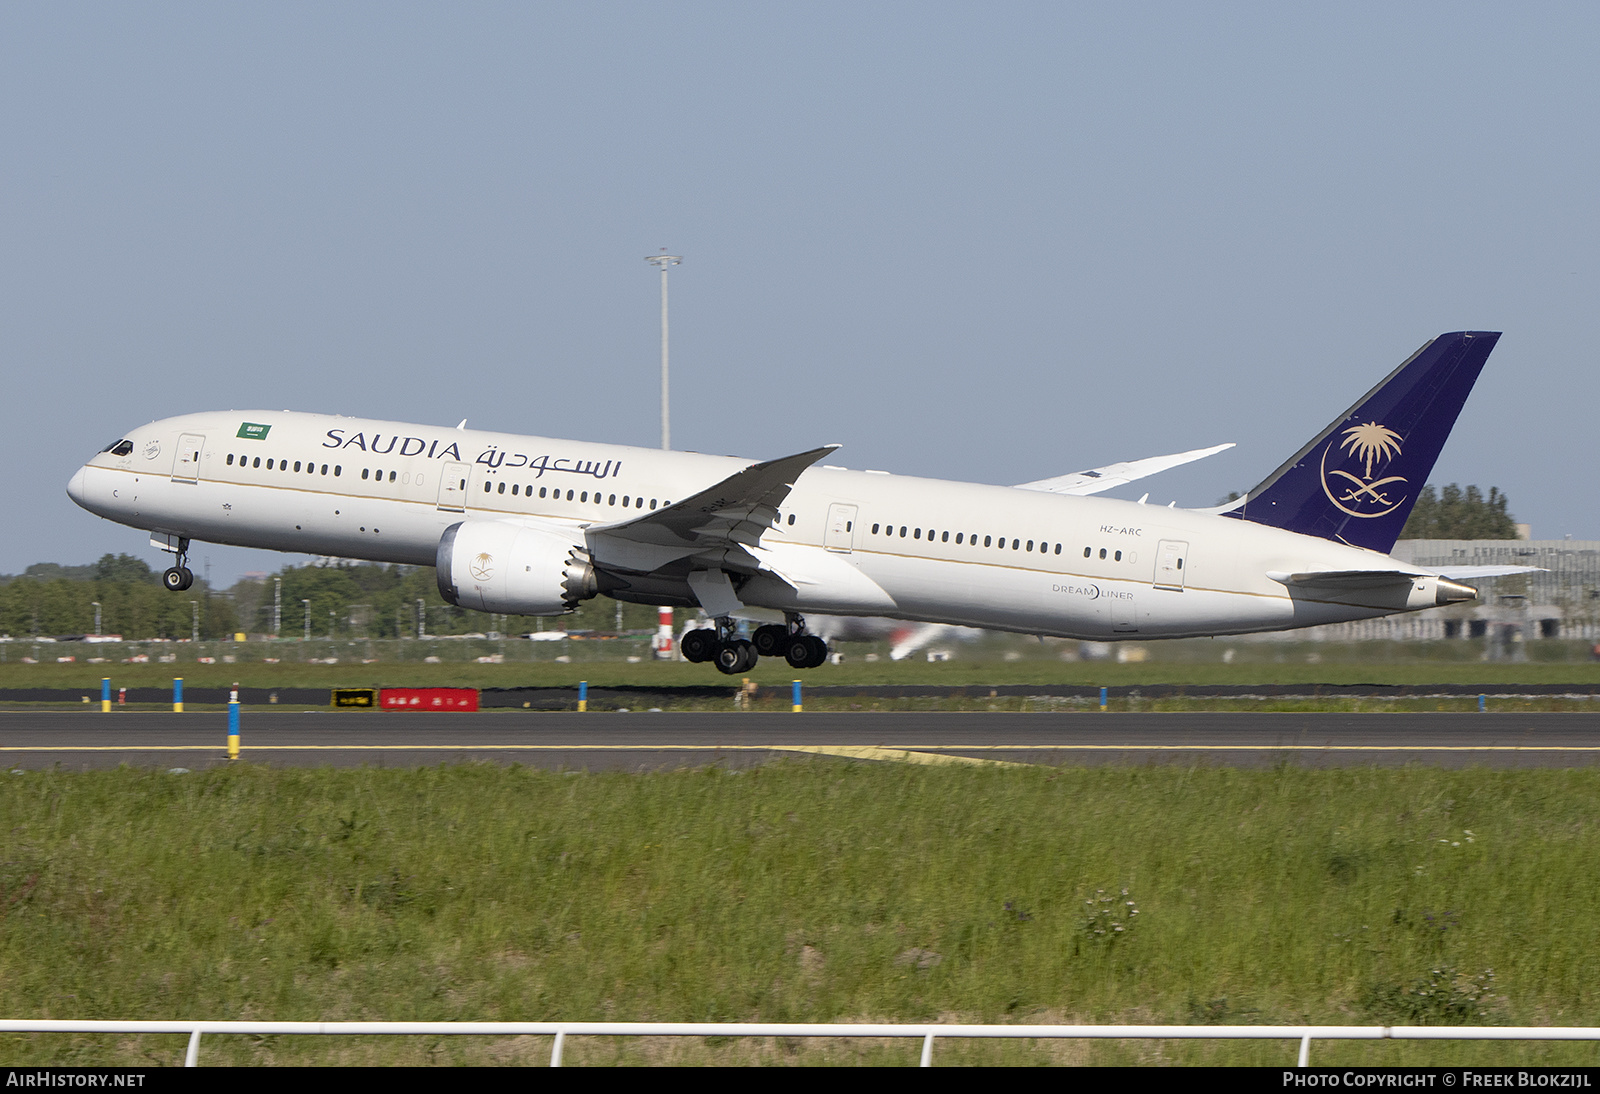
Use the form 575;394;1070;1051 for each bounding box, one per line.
101;440;134;456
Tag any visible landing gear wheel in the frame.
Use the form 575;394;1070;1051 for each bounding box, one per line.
681;628;717;663
714;639;758;675
752;624;788;658
785;634;829;669
162;566;193;592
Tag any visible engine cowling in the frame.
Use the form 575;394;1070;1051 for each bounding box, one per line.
436;520;597;616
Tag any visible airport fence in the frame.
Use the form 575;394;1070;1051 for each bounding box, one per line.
3;1020;1599;1067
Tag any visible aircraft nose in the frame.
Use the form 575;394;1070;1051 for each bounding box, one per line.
66;466;88;507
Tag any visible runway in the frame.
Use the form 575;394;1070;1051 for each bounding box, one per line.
2;710;1599;770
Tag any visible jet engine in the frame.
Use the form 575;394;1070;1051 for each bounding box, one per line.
436;520;597;616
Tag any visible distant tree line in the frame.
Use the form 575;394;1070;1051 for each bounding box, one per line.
0;553;665;641
0;554;238;640
1215;483;1520;541
1399;484;1519;540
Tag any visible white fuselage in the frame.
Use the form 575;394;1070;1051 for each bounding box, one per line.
67;411;1448;640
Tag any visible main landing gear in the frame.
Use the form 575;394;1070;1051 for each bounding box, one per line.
681;614;829;674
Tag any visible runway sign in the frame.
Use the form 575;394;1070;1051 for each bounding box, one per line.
379;688;479;712
331;688;377;709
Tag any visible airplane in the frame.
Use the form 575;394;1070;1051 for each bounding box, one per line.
67;331;1538;675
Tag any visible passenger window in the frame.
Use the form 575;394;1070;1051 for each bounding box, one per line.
914;528;921;539
267;459;275;470
580;491;588;503
621;495;628;506
899;526;907;537
941;531;949;542
1083;547;1091;558
333;466;341;477
566;490;574;501
484;482;492;493
872;523;880;535
609;494;616;505
650;499;657;509
252;457;260;469
1099;548;1107;559
498;482;506;494
1054;544;1062;555
1177;558;1184;569
388;471;396;482
1012;539;1020;550
955;533;963;544
292;460;300;472
1026;541;1034;552
361;468;369;480
321;465;328;475
983;535;991;547
227;454;234;466
539;487;547;498
1115;550;1122;561
787;514;795;525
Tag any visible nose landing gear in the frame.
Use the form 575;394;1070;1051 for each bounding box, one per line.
159;536;195;591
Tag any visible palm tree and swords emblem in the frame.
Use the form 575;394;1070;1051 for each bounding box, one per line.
1320;421;1407;518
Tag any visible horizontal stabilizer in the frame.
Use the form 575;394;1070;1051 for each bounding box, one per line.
1014;443;1235;496
1267;569;1421;589
1433;564;1545;580
1267;568;1479;605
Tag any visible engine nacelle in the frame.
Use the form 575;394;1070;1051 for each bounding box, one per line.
436;520;597;616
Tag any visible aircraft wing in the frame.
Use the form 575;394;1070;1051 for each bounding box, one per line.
584;444;840;572
1013;443;1234;496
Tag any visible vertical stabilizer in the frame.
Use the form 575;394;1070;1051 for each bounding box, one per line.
1227;331;1500;553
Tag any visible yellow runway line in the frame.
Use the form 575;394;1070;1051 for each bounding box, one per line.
0;743;1015;766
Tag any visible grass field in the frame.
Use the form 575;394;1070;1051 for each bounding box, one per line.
3;762;1599;1066
5;638;1600;693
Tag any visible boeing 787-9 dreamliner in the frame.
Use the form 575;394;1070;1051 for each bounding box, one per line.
67;332;1534;673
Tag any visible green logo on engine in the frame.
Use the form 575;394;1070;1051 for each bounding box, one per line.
237;422;271;440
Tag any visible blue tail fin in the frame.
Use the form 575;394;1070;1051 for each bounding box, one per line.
1225;331;1501;553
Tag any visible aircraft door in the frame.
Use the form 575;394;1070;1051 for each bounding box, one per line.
171;434;205;483
437;461;470;512
1153;539;1189;591
823;503;858;553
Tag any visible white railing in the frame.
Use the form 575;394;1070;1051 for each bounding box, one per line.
3;1021;1600;1066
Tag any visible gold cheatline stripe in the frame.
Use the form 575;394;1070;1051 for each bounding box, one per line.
3;743;1600;754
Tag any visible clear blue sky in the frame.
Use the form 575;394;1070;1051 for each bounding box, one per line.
4;2;1596;582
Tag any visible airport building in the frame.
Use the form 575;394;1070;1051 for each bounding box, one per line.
1293;539;1600;643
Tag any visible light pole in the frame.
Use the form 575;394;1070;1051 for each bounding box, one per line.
273;578;282;637
302;599;311;641
645;251;681;450
417;598;426;640
189;600;199;644
90;602;101;637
